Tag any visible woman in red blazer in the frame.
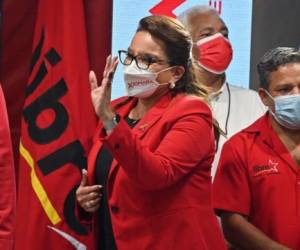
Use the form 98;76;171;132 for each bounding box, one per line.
76;15;226;250
0;85;16;250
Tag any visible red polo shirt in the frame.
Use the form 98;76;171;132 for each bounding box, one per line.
213;113;300;249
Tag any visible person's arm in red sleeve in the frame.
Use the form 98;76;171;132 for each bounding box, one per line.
213;138;291;250
102;98;214;191
0;85;16;250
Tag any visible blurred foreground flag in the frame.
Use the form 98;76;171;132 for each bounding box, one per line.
15;1;97;249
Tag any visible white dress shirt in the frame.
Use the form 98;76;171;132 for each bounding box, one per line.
210;82;267;179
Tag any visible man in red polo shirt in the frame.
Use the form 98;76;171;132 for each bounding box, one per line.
0;84;16;250
213;47;300;250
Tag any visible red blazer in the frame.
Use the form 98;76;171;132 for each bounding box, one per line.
0;85;16;250
87;92;226;250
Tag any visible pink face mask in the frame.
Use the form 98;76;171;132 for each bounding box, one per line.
194;33;233;74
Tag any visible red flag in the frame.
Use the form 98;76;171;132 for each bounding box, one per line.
1;0;37;171
16;1;97;249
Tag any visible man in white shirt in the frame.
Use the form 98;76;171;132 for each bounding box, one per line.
178;5;266;178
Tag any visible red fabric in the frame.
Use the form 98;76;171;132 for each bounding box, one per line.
1;0;38;172
15;1;97;249
0;85;16;250
213;114;300;249
84;0;112;80
0;0;112;176
87;93;227;250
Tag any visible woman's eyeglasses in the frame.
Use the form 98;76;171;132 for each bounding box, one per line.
118;50;169;70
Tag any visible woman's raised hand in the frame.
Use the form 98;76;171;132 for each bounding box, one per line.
90;55;118;122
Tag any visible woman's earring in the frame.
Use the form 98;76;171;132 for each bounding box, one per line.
169;82;175;89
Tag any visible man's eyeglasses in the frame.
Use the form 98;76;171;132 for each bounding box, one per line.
118;50;170;70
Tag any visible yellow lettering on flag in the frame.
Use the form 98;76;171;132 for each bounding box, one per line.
19;141;61;225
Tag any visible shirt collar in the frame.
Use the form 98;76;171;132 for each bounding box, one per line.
244;112;274;144
245;112;298;172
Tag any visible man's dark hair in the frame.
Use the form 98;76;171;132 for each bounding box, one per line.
257;47;300;89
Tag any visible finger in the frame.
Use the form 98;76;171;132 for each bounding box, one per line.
83;191;102;202
77;190;102;205
108;57;119;81
87;197;101;207
83;198;101;212
108;71;115;81
79;186;102;204
111;56;119;71
78;185;102;196
85;204;100;213
110;56;118;73
103;55;112;77
81;201;99;213
101;74;113;99
80;169;88;186
77;190;102;204
89;70;98;90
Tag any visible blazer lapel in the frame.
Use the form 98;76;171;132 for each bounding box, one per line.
108;93;174;181
133;92;174;139
108;98;138;180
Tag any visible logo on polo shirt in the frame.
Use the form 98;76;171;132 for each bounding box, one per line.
253;160;279;177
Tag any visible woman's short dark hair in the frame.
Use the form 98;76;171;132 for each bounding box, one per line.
137;15;207;99
257;47;300;90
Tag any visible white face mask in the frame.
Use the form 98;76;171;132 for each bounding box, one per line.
123;61;173;99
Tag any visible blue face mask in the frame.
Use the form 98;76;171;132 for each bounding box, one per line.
265;90;300;130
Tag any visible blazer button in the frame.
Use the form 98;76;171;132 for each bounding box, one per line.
111;205;119;214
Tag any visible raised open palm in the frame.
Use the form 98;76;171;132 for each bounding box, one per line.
90;55;118;121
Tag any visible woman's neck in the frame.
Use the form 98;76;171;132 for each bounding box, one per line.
129;89;169;120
